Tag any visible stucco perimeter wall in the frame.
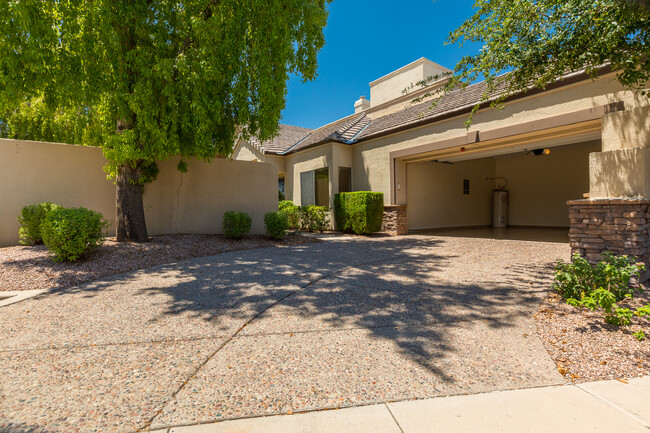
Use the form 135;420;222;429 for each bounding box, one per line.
0;139;116;247
144;157;277;236
352;73;647;205
0;139;277;246
407;158;495;229
495;140;599;227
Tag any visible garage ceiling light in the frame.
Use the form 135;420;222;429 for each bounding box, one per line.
529;148;551;156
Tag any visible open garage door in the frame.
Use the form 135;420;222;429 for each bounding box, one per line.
404;139;600;240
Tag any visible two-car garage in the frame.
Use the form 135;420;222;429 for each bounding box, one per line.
390;113;606;239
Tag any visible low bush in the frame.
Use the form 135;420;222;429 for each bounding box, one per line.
279;200;301;230
18;202;62;245
41;207;109;262
264;211;289;240
223;211;252;239
300;205;330;233
278;201;329;232
334;191;384;234
554;252;649;336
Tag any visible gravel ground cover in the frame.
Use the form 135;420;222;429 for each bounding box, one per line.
1;235;569;432
535;290;650;382
0;234;319;291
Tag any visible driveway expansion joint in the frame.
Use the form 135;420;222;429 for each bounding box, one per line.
140;254;408;431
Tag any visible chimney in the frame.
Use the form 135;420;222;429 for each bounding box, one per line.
354;96;370;113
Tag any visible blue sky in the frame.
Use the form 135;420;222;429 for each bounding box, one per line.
281;0;480;129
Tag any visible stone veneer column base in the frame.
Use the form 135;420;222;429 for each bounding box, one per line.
568;199;650;278
382;205;408;235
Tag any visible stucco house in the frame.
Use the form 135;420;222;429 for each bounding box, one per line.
232;58;650;270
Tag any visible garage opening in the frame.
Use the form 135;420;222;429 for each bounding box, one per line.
405;140;600;242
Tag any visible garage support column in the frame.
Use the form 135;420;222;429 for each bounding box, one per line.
568;106;650;278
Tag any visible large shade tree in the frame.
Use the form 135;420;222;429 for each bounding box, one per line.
425;0;649;122
0;0;330;241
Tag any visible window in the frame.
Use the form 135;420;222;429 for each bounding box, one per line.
339;167;352;193
300;167;329;206
278;177;285;195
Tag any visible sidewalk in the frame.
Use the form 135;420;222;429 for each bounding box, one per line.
150;376;650;432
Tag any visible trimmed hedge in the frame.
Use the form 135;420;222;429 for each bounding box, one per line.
223;211;252;239
334;191;384;235
18;202;62;245
41;207;109;262
264;211;289;240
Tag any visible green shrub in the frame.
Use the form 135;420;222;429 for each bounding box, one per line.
334;191;384;234
18;202;63;245
554;253;643;301
300;205;330;233
554;252;649;328
279;200;301;230
264;211;289;240
222;211;252;239
41;207;109;262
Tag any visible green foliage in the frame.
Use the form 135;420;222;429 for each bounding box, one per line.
279;200;301;230
299;205;330;233
426;0;650;126
0;1;330;180
554;253;643;300
334;192;384;235
555;252;649;330
264;211;289;240
18;202;62;245
277;200;329;232
633;330;646;341
222;211;252;239
279;190;286;202
1;97;102;145
41;207;109;262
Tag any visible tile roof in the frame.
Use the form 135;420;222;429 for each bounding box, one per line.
278;77;509;155
279;113;372;155
270;69;595;155
249;124;313;155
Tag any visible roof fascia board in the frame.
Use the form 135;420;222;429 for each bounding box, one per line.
389;102;623;161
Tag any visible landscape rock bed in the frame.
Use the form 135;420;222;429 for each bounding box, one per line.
535;291;650;382
0;234;320;292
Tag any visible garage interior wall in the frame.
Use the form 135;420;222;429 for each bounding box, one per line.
407;158;495;230
406;140;599;230
494;140;600;227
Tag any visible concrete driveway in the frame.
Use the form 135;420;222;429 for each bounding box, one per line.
0;235;570;432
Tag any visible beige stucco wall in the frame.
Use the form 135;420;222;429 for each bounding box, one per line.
407;158;495;229
1;139;277;246
590;147;650;199
232;140;286;176
602;106;650;152
495;140;598;227
232;141;261;162
0;139;116;247
370;59;449;107
144;157;277;236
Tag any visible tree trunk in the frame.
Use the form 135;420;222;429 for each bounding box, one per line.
116;161;149;242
